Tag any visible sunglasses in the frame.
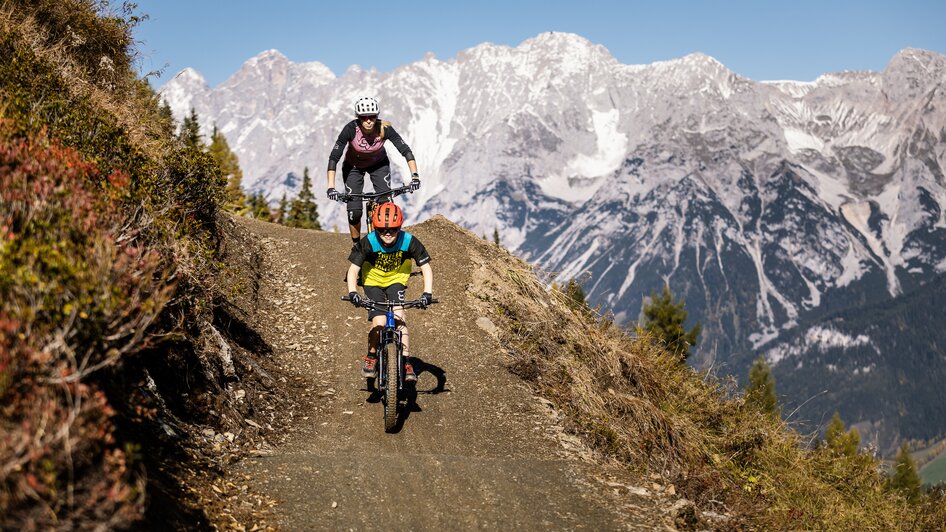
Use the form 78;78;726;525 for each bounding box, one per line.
376;228;399;236
359;115;378;120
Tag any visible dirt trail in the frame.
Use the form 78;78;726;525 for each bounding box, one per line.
227;215;674;531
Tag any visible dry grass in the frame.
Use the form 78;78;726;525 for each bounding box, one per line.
0;2;174;161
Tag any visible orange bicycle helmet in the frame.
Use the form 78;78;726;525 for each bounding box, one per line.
372;202;404;229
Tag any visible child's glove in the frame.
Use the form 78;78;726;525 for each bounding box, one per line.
419;292;433;308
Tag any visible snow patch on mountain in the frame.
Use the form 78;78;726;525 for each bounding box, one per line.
765;326;877;365
784;128;824;153
559;108;626;202
840;201;901;296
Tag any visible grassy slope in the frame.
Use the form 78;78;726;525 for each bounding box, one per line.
921;451;946;486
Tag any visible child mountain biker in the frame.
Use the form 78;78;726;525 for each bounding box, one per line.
346;202;433;382
326;96;421;246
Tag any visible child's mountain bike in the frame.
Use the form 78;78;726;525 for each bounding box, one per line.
333;184;413;232
341;295;439;432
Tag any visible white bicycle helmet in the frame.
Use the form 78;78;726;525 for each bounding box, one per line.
354;96;380;116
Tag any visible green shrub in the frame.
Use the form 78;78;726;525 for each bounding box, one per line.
0;3;232;528
0;30;144;175
0;130;173;529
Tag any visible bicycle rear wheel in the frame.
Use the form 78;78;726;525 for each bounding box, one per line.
383;341;398;432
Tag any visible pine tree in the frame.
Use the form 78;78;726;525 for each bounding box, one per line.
641;285;702;360
825;411;860;456
158;100;176;138
178;107;202;149
745;356;779;417
247;193;270;220
245;193;257;216
564;279;589;312
286;167;320;229
273;193;288;225
888;443;923;503
493;227;500;245
208;125;246;213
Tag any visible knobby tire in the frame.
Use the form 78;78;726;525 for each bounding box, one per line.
384;341;398;432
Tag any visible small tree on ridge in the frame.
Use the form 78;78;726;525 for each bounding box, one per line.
641;284;701;361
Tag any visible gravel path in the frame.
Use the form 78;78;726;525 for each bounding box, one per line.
228;216;673;531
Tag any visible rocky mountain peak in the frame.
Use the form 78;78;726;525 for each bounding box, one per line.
641;51;743;97
172;66;209;88
882;48;946;101
227;48;291;87
520;31;618;72
246;48;288;66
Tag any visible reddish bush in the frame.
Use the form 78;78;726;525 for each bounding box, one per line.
0;130;173;529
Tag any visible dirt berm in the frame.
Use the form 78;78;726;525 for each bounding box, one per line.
212;214;679;530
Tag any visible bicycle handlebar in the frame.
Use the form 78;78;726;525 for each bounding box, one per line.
341;295;440;310
334;185;413;204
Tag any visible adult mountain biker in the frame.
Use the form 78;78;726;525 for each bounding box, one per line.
326;96;421;246
346;202;433;382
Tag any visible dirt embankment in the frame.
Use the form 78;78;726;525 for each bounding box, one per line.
209;214;679;530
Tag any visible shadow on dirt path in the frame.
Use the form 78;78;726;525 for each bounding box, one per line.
227;215;673;531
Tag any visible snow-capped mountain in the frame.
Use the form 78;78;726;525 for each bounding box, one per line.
160;34;946;448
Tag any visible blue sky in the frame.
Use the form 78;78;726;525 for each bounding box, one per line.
133;0;946;87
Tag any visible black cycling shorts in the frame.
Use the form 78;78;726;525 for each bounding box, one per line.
362;283;406;321
341;159;392;213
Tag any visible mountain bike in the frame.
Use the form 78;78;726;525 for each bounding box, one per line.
341;295;439;432
334;184;414;232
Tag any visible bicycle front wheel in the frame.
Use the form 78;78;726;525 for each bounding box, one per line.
383;341;398;432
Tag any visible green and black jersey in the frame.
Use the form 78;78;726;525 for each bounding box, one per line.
348;231;431;288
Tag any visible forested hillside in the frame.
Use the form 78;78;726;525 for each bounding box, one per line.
772;272;946;454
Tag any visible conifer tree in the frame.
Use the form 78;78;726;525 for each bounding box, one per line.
273;193;288;225
257;195;271;220
493;227;500;245
245;193;257;216
564;279;589;312
158;100;176;138
642;285;702;360
178;107;202;149
825;411;860;456
888;443;923;503
286;167;320;229
247;193;270;220
208;125;246;213
745;356;779;417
